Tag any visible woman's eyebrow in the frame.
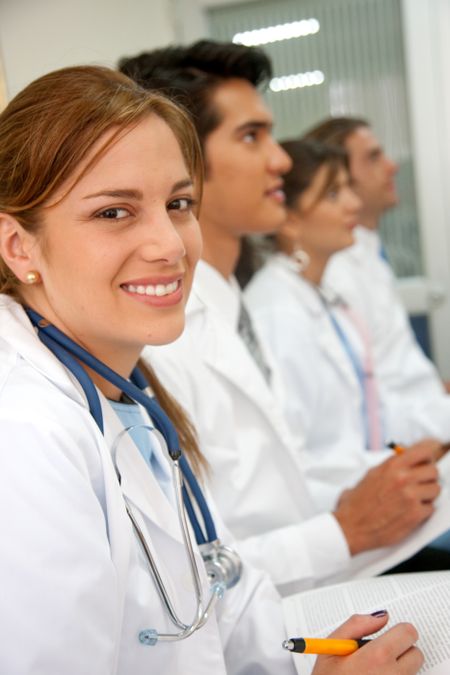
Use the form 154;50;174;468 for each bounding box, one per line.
172;178;193;192
83;188;143;200
83;179;193;201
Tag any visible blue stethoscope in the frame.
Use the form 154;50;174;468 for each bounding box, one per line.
25;308;242;645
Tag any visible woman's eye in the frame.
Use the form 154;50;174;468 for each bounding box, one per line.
169;197;196;212
96;207;130;219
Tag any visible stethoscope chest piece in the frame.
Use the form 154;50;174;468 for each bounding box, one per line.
199;540;242;590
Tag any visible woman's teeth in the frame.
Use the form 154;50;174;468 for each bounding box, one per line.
124;281;178;296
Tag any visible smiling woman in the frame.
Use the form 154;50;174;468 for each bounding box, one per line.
16;117;201;359
0;66;206;472
0;65;298;675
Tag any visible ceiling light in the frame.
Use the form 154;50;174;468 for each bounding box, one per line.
233;18;320;47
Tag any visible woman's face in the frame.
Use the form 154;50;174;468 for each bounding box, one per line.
291;165;361;261
22;115;202;369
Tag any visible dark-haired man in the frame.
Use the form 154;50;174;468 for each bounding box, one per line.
307;117;450;449
121;43;448;594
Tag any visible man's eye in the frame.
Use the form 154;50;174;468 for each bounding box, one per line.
242;130;259;144
96;207;129;219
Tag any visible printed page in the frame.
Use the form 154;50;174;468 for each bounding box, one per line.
283;572;450;675
323;487;450;584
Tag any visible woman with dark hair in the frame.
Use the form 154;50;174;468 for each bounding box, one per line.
245;139;442;511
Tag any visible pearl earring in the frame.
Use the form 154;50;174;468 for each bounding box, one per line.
292;248;310;274
25;271;41;285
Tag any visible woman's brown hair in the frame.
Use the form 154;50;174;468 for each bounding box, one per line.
0;65;206;472
281;138;349;211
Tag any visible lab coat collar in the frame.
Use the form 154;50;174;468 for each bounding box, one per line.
270;253;343;317
189;260;241;329
0;296;136;622
0;295;186;545
355;225;382;255
340;225;381;265
0;295;88;408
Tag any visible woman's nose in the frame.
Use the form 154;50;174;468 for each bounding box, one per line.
139;214;186;265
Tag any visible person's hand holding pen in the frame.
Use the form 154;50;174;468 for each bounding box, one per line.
307;611;423;675
389;438;450;462
334;439;441;555
385;437;444;461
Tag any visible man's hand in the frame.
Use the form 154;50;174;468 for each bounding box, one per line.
334;441;440;555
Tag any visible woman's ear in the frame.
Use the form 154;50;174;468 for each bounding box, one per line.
277;209;304;249
0;214;39;283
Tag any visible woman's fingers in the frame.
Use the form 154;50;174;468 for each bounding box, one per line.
312;615;423;675
327;611;389;640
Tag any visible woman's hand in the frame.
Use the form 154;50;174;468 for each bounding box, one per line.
311;612;423;675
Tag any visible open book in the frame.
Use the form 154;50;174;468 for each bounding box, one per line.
283;571;450;674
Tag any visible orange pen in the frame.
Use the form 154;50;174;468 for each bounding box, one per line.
282;637;370;655
387;441;405;455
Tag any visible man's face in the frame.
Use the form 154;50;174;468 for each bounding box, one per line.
345;126;398;220
200;78;292;239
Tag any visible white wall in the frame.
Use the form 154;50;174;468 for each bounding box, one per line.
171;0;260;43
0;0;176;99
402;0;450;377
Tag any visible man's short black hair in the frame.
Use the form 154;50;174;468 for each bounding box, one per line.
118;40;272;148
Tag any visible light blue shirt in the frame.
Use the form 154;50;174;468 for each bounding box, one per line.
110;399;173;502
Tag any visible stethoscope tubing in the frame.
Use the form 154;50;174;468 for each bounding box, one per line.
25;307;228;643
26;308;217;543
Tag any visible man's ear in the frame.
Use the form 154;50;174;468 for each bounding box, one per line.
0;214;39;283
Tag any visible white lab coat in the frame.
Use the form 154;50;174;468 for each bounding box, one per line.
0;295;295;675
325;226;450;444
145;260;354;597
245;253;392;511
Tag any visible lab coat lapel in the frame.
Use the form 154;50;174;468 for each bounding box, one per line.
188;265;315;491
314;298;361;392
288;275;360;393
87;414;132;673
100;397;184;544
189;270;275;408
0;297;88;408
189;283;302;468
198;316;315;510
317;325;360;390
202;306;286;431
